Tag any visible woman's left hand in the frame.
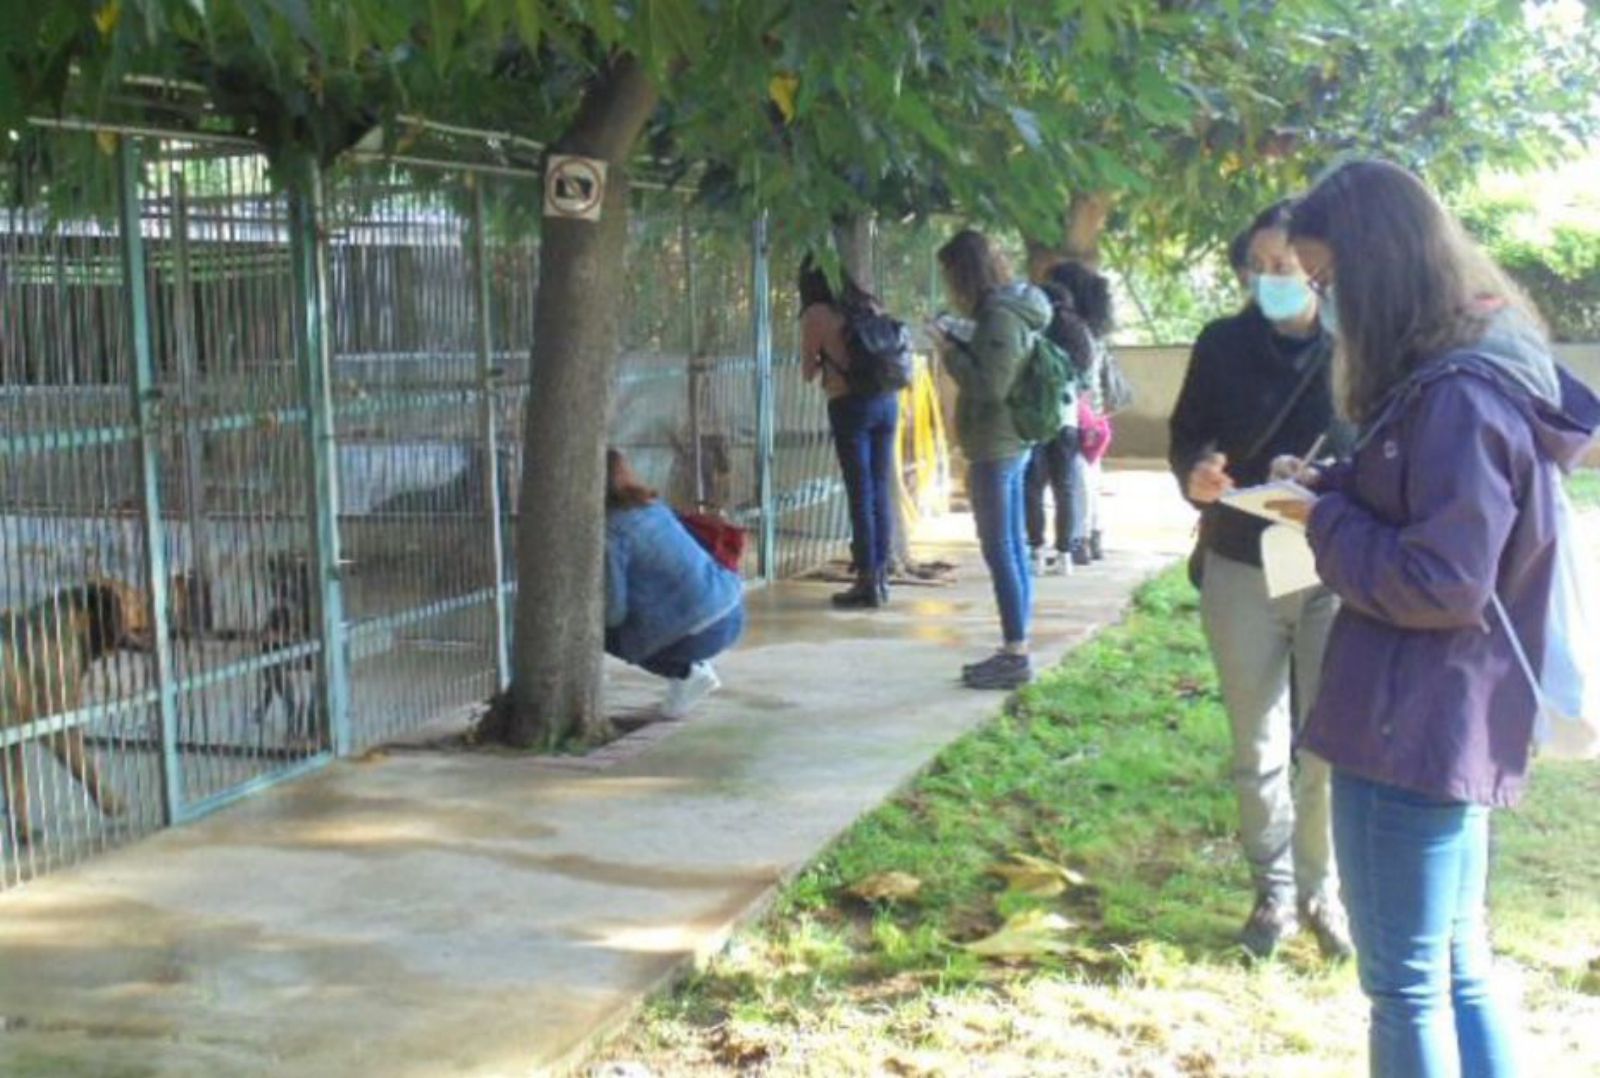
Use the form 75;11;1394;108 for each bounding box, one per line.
1264;498;1316;526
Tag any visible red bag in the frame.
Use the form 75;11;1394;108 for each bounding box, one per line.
678;512;746;573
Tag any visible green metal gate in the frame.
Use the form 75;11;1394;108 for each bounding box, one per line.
1;118;947;890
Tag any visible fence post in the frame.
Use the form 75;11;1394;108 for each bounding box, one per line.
752;211;776;582
471;182;511;692
116;136;183;824
169;169;212;616
684;210;705;509
286;162;351;756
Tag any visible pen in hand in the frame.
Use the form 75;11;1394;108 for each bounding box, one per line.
1293;433;1328;485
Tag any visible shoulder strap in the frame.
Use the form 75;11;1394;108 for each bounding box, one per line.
1240;339;1330;465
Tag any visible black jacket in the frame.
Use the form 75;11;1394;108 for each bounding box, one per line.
1168;305;1354;567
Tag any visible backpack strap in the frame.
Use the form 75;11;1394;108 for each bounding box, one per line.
1489;593;1544;711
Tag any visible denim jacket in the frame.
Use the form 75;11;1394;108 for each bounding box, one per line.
605;502;743;663
1302;312;1600;806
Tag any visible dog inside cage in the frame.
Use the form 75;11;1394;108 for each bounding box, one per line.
1;578;154;847
252;551;320;748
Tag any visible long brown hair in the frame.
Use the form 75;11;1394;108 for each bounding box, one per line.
606;449;657;510
937;229;1011;316
1288;159;1543;422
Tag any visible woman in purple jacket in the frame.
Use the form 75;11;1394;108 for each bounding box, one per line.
1280;160;1600;1077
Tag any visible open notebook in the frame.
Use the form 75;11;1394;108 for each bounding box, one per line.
1222;479;1316;530
1222;481;1322;598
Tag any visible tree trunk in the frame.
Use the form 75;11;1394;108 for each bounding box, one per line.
1027;191;1114;279
832;213;876;292
487;56;660;750
1063;191;1112;266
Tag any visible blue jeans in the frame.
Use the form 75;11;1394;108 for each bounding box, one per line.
609;607;745;680
967;454;1032;645
1332;770;1517;1078
829;394;900;576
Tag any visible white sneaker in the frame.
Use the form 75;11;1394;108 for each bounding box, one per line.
660;662;721;720
1050;552;1073;577
1029;548;1046;577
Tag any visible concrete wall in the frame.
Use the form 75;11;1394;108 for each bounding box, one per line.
1111;341;1600;466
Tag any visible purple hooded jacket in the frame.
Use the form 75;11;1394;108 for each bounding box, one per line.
1301;313;1600;807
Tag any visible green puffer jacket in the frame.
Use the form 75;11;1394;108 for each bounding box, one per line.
943;281;1054;462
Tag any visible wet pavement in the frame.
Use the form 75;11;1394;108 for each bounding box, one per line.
0;471;1192;1077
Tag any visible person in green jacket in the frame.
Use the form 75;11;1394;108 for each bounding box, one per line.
934;229;1054;690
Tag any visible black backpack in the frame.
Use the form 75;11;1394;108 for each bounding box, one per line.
839;303;915;396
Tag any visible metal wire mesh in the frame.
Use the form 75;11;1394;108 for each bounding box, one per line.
1;123;949;891
137;140;330;814
324;164;516;746
0;135;164;885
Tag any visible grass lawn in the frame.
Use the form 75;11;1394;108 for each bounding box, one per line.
1571;469;1600;509
599;569;1600;1077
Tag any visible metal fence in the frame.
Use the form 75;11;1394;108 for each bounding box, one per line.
0;122;950;889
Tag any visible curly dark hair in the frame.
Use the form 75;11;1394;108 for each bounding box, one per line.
1045;261;1113;337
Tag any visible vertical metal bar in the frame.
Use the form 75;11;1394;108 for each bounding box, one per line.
286;162;351;756
170;168;211;624
472;182;511;692
684;210;704;508
118;137;183;825
752;211;776;582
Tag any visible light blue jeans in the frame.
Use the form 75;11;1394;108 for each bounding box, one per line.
967;454;1032;645
1332;770;1518;1078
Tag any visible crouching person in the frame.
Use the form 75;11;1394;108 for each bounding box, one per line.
604;449;745;719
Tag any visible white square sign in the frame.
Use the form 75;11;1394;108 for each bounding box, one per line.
544;154;609;222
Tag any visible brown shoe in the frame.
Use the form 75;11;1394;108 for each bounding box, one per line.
1239;893;1299;959
1300;893;1355;962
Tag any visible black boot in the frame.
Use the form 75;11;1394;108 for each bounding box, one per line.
1090;530;1105;561
832;573;882;609
1069;539;1092;567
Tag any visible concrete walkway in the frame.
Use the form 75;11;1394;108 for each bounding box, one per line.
0;472;1192;1078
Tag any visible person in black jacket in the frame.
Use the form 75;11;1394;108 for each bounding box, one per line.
1168;199;1356;962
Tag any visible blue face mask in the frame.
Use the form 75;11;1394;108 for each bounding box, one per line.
1318;284;1339;337
1253;273;1313;322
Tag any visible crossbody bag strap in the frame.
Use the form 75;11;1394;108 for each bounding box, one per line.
1240;338;1332;466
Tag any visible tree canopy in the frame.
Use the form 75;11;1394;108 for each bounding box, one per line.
7;0;1598;261
8;0;1598;746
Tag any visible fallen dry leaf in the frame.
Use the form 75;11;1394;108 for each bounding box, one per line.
709;1022;773;1069
988;853;1089;897
962;909;1078;958
849;871;924;902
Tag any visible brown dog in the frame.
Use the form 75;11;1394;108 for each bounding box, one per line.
2;579;153;846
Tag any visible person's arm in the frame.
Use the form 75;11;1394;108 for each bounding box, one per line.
604;535;628;629
943;304;1027;402
799;305;827;384
1168;333;1213;478
1307;379;1525;630
1168;329;1226;504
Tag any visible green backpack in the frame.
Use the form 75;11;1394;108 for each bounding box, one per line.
1006;331;1075;443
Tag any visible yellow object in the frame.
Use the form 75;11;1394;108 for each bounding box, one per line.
94;1;121;36
768;73;799;124
891;353;952;552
